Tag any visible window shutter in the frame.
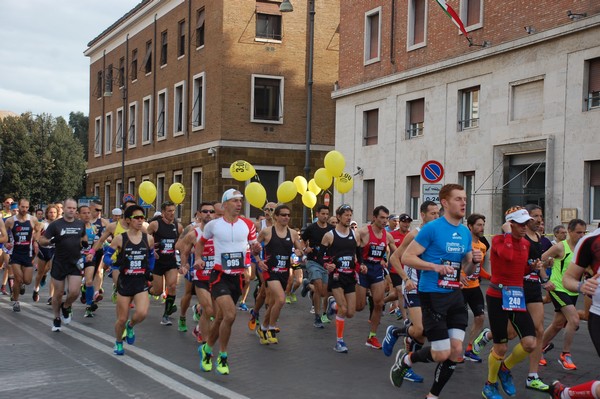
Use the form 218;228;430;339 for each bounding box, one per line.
411;177;420;197
591;161;600;186
467;0;480;26
369;13;379;59
589;58;600;93
256;2;281;16
196;9;205;29
410;99;424;124
414;0;425;44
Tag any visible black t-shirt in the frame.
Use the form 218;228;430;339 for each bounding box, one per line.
44;218;86;266
301;222;333;261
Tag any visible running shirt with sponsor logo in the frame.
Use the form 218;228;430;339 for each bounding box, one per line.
264;226;293;273
44;218;86;267
11;214;34;257
327;229;357;274
200;217;256;275
361;225;387;263
193;226;215;281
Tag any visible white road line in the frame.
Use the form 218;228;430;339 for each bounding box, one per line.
1;298;250;399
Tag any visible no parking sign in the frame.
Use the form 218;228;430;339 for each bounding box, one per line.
421;160;444;183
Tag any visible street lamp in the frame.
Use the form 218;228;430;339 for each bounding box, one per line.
281;0;315;227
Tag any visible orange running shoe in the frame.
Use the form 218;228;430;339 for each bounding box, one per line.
558;353;577;370
538;354;547;366
365;336;382;349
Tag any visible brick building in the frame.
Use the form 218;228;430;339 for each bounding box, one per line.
334;0;600;232
85;0;339;224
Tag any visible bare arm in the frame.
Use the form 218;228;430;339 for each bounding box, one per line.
0;219;7;244
146;220;158;236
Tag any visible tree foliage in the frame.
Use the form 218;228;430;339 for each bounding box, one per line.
0;113;87;207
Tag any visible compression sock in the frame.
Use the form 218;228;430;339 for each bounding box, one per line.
430;359;457;396
487;350;504;384
562;381;600;399
86;285;94;305
165;294;176;315
335;315;345;340
504;343;528;370
409;346;434;364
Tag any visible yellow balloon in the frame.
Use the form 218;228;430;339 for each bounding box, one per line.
335;172;353;194
324;150;345;178
245;182;267;209
293;176;308;194
302;191;317;209
308;179;321;195
168;183;186;204
230;160;256;181
277;181;297;203
138;181;157;204
314;167;333;190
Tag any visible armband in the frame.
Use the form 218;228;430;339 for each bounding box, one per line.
89;248;96;256
148;248;156;271
103;246;116;267
355;246;364;265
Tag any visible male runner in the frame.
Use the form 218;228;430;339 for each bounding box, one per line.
79;205;101;317
32;205;58;303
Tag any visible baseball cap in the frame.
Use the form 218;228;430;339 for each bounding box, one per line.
399;213;412;222
111;208;123;216
388;214;399;221
350;220;358;226
222;188;243;203
153;211;162;218
10;203;18;210
505;209;533;224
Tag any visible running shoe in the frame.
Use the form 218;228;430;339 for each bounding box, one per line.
285;295;292;304
313;318;324;329
395;308;403;320
12;301;20;312
167;304;178;316
526;377;549;392
464;349;482;362
548;381;566;399
52;317;61;332
542;342;554;354
404;336;414;352
113;341;124;356
290;293;297;302
256;328;269;345
160;316;172;326
19;284;25;295
0;285;7;295
482;382;503;399
192;304;201;322
248;309;259;331
498;366;516;396
80;284;86;303
192;325;203;343
178;317;188;332
456;356;465;364
32;290;39;302
267;330;278;344
390;349;411;388
89;302;98;312
558;353;577;370
366;336;382;350
111;285;117;303
198;344;212;372
326;296;336;318
238;302;249;312
46;297;52;306
320;314;331;324
539;355;547;366
216;355;229;375
333;340;348;353
404;368;424;383
125;320;135;344
94;291;103;302
84;308;94;318
472;327;490;356
61;303;72;324
300;278;310;297
382;325;399;356
40;275;47;288
309;305;315;314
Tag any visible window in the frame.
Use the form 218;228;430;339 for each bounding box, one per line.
156;174;165;207
157;89;167;140
128;178;136;198
131;49;138;81
144;41;152;74
192;168;203;216
192;72;205;131
116;107;124;151
511;78;543;121
460;0;482;29
94;183;100;198
363;179;375;223
408;176;420;219
407;98;424;139
104;182;111;210
96;71;103;99
363;109;378;146
173;82;186;135
364;7;381;64
106;64;113;96
590;161;600;221
587;57;600;110
94;117;102;156
196;8;205;48
178;20;186;57
142;95;153;144
160;31;168;66
459;86;480;130
244;167;283;219
408;0;427;49
256;2;282;41
173;171;183;220
460;171;475;216
252;74;284;123
104;113;113;154
115;180;123;208
128;102;137;147
119;57;125;87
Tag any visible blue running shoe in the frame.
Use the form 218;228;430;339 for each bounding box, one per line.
124;320;135;345
482;382;503;399
238;302;249;312
333;340;348;353
382;325;398;357
464;349;482;362
326;296;336;318
404;368;423;383
498;366;516;396
113;341;124;356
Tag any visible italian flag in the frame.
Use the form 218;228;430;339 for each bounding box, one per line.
435;0;470;39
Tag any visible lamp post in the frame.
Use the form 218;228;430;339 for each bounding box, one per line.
280;0;315;228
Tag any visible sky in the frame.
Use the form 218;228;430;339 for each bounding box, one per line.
0;0;141;121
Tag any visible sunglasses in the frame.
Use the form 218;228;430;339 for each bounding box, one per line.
200;209;215;214
264;208;275;212
278;213;291;217
95;208;103;212
131;215;145;220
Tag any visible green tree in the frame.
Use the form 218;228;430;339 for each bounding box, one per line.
69;111;89;161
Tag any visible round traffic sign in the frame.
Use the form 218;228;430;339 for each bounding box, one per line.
421;160;444;183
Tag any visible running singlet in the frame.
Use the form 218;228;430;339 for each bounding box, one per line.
572;228;600;316
461;240;490;289
200;217;256;275
153;218;179;266
403;227;421;295
194;227;215;281
361;225;386;263
524;233;543;282
301;222;333;262
550;240;577;295
487;234;529;299
264;226;293;273
117;232;150;275
414;217;472;293
327;229;357;274
389;230;406;275
81;224;98;264
11;214;34;257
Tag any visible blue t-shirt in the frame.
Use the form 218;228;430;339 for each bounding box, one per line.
414;217;472;293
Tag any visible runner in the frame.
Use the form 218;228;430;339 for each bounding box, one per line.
386;213;412;320
89;200;110;304
79;205;101;317
32;205;58;303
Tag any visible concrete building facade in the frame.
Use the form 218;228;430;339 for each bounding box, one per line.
85;0;339;224
334;0;600;232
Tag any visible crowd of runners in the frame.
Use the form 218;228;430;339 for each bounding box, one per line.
1;183;598;398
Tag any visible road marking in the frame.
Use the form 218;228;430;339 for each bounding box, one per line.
0;298;250;399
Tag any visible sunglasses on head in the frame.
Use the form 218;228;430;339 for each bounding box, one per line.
200;209;215;214
264;208;275;212
131;215;145;220
278;213;291;217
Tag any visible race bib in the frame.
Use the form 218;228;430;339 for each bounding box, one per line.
502;286;526;312
201;255;215;276
438;260;461;289
336;255;355;273
272;255;290;272
221;252;244;271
